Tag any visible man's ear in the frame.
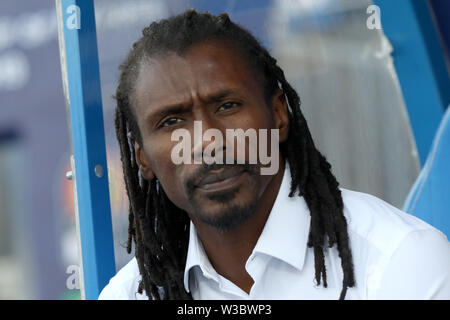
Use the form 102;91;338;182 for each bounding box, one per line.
270;89;289;143
130;137;155;181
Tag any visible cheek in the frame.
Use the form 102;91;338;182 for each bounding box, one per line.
144;140;190;206
146;140;177;180
236;106;276;159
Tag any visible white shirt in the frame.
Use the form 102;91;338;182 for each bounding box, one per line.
99;165;450;300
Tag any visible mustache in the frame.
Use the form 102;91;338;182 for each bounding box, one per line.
184;162;258;192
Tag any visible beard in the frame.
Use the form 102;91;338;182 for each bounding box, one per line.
184;162;262;231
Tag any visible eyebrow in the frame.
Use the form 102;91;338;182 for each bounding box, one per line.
147;88;239;125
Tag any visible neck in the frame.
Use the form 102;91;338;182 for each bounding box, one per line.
190;159;285;293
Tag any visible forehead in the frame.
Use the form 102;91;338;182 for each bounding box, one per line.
133;41;263;119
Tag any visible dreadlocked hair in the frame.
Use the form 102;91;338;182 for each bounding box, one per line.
114;9;355;300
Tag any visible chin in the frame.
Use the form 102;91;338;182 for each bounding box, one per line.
185;166;263;230
191;187;260;231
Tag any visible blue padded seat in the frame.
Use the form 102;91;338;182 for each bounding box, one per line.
403;106;450;238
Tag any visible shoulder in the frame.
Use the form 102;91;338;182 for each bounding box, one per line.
98;257;148;300
340;188;447;254
339;188;450;299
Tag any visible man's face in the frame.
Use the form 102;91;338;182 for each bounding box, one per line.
132;41;288;230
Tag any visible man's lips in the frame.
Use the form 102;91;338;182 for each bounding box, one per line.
195;166;246;190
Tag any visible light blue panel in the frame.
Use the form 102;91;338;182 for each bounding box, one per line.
57;0;116;299
374;0;448;165
403;106;450;238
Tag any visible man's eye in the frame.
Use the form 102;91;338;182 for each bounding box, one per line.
159;117;182;128
217;102;240;112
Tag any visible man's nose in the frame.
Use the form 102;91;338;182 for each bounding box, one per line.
191;113;225;164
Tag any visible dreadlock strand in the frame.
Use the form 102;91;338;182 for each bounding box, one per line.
265;59;342;288
126;202;135;254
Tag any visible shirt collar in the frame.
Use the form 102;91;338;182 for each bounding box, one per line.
250;163;310;271
183;220;219;292
183;162;311;292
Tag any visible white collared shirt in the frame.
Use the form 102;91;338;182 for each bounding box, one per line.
99;165;450;300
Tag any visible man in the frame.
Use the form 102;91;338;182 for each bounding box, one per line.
99;10;449;300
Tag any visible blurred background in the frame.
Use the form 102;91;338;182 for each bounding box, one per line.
0;0;448;299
